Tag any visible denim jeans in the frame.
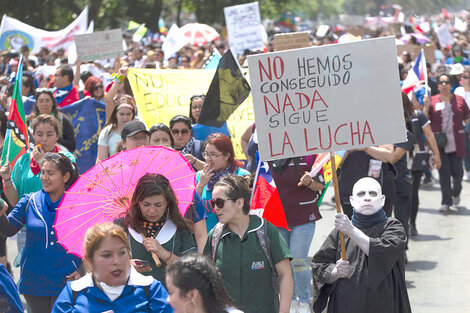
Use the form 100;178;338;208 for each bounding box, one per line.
278;222;316;304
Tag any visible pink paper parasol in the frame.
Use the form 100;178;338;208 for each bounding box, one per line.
179;23;220;46
54;146;196;258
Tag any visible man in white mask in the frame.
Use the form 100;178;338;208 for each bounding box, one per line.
310;177;411;313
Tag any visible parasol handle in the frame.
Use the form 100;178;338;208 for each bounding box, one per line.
142;233;162;267
151;251;162;267
329;151;347;261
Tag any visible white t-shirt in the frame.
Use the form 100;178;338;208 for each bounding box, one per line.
454;87;470;110
98;124;121;157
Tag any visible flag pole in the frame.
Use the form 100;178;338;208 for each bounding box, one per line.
329;151;347;260
422;49;429;97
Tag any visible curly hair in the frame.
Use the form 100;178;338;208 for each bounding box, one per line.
166;254;236;313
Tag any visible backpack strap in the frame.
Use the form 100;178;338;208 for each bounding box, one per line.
210;223;227;261
255;218;280;311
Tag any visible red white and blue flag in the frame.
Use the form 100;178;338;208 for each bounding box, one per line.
402;49;427;95
250;161;289;230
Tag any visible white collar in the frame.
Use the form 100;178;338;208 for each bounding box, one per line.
71;266;153;292
128;218;177;245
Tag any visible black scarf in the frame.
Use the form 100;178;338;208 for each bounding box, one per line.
351;208;387;230
206;164;236;191
179;136;195;155
142;212;167;238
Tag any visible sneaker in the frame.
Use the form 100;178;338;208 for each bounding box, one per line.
439;204;450;214
297;302;311;313
464;173;470;182
422;176;434;187
409;224;418;236
290;300;299;313
452;196;460;206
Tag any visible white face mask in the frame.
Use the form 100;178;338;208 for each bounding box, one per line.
350;178;385;215
99;281;125;302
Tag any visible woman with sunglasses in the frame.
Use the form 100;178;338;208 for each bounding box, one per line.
189;94;230;142
115;173;196;288
97;95;136;161
84;76;105;102
28;89;76;153
169;115;205;171
0;153;80;313
203;175;293;313
196;133;250;231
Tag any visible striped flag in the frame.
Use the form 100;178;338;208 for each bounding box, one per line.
1;56;30;168
401;49;427;95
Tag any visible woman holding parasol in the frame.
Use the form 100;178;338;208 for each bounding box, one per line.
115;173;196;287
0;153;81;313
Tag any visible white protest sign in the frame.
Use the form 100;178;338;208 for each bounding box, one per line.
74;29;123;62
224;2;264;55
247;37;406;161
436;24;453;48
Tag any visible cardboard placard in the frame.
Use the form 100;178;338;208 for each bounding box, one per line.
247;37;406;161
397;44;436;64
75;29;123;62
273;32;310;52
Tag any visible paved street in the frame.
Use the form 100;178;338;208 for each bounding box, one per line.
6;171;470;312
309;172;470;313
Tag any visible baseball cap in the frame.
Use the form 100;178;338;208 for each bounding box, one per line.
121;120;150;140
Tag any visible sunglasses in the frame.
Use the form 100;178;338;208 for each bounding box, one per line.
92;85;104;91
463;76;470;79
210;198;234;209
171;128;189;135
438;80;450;85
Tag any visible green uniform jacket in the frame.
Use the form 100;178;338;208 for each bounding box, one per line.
127;218;196;288
204;215;292;313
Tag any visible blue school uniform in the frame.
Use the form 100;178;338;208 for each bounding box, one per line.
52;267;173;313
7;190;81;296
0;264;24;313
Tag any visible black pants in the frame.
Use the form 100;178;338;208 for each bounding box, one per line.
438;152;463;205
393;177;411;248
24;295;57;313
410;170;424;226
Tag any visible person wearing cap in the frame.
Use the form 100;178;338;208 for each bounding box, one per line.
120;120;150;150
445;45;470;65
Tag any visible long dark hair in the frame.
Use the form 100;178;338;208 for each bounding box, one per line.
31;89;60;119
105;99;136;135
38;153;79;190
124;174;191;233
166;254;235;313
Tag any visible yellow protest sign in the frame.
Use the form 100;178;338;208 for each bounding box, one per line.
127;69;255;160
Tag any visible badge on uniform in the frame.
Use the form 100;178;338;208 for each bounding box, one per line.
251;261;265;270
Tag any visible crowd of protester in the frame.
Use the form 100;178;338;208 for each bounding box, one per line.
0;9;469;313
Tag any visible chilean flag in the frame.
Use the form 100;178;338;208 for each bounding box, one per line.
402;49;427;95
250;161;289;230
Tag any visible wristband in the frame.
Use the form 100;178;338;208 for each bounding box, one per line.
164;251;173;263
306;180;313;187
111;73;125;83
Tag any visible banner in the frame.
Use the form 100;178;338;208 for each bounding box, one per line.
224;2;264;55
127;69;254;159
247;37;406;161
74;29;123;62
61;98;106;174
0;6;88;53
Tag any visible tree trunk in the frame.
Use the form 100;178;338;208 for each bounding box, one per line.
88;0;104;27
147;0;163;32
176;0;183;27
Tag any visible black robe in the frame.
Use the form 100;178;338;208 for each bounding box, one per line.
311;218;412;313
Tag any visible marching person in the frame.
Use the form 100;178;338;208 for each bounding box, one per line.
52;222;172;313
311;177;411;313
0;153;81;313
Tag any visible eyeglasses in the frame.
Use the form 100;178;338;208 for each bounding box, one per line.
210;198;234;209
438;80;450;85
463;76;470;79
202;152;224;159
92;85;104;91
171;128;189;135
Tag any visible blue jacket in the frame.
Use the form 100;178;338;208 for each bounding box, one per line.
52;267;173;313
0;264;23;313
